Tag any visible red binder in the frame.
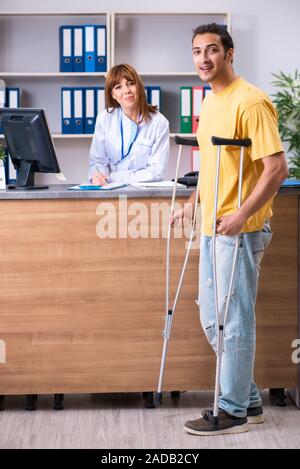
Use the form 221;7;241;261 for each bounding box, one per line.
192;86;204;133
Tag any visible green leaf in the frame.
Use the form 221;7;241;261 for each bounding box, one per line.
271;69;300;175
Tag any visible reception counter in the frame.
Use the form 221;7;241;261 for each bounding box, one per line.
0;185;299;407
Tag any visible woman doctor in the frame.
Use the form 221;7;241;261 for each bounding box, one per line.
89;64;169;185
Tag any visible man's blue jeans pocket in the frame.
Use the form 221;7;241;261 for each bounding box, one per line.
248;225;273;272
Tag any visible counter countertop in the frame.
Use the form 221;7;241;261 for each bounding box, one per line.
0;184;298;200
0;184;194;200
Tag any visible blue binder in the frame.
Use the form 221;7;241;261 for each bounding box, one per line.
83;87;105;133
148;86;161;111
0;88;5;135
204;86;212;97
96;87;105;116
61;87;73;134
6;87;20;108
95;25;107;72
84;88;96;134
73;87;84;134
59;25;73;72
84;25;96;72
73;26;84;73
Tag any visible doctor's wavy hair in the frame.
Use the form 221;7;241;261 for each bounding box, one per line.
105;64;158;123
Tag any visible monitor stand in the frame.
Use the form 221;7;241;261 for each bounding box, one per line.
8;160;48;190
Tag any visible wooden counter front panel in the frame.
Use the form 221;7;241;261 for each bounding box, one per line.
0;195;297;394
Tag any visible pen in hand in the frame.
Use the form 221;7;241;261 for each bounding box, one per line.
92;166;108;186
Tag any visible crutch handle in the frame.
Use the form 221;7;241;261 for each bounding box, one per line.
175;135;198;146
211;136;252;147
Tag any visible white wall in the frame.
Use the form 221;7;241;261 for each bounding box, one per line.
2;0;299;93
1;0;299;183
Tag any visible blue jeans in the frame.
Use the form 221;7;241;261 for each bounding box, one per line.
198;223;273;417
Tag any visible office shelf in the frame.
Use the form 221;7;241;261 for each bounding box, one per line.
0;10;229;180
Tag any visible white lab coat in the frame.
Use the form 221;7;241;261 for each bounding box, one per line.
88;108;170;183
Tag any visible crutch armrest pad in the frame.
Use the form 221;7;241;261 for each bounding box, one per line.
175;135;198;147
211;136;252;147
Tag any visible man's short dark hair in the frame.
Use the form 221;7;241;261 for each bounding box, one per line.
192;23;234;55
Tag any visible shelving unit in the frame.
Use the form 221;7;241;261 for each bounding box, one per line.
0;10;229;182
0;133;196;140
111;11;229;177
0;11;110;132
0;72;106;77
0;10;110;183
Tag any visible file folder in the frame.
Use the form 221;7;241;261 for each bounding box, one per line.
180;86;192;133
6;87;20;108
192;86;203;133
204;86;212;98
69;182;127;191
73;88;84;134
0;88;6;107
0;88;5;135
84;88;96;134
73;26;84;73
5;153;17;184
61;87;73;134
96;87;105;115
95;25;107;72
191;147;200;172
149;86;161;111
59;25;73;72
84;25;96;72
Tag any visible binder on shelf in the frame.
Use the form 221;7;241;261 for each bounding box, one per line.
180;86;192;133
204;86;212;98
6;87;20;108
59;25;73;72
84;88;96;134
84;87;105;134
73;26;84;73
0;88;6;107
95;25;107;72
191;147;200;172
4;152;17;184
84;25;96;72
73;88;84;134
61;87;73;134
148;86;161;111
0;88;5;135
96;87;105;116
192;86;204;133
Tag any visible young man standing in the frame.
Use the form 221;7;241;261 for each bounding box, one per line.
171;23;288;436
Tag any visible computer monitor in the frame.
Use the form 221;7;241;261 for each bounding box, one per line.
0;108;60;190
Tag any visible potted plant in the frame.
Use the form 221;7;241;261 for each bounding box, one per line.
0;143;6;189
271;70;300;179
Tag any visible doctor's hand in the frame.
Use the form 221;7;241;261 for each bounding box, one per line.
92;170;108;186
216;210;246;236
170;202;195;228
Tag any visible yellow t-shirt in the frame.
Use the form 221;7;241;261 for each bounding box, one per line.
197;76;284;236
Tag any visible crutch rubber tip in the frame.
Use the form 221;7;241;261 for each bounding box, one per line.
154;393;163;407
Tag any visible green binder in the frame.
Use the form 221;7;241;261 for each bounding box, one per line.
180;86;192;133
